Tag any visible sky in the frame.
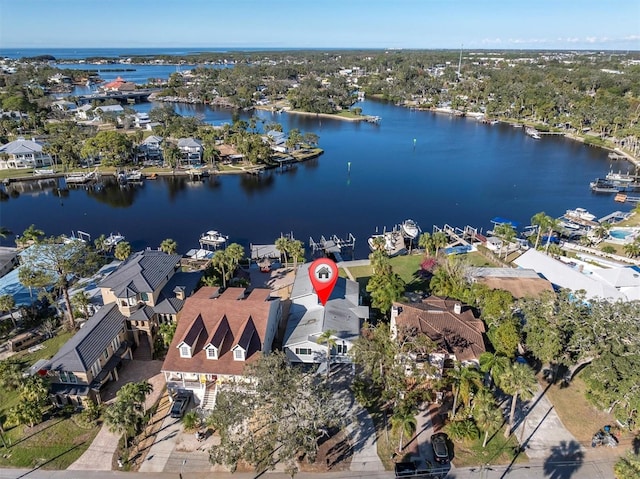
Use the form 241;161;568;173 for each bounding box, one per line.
1;0;639;51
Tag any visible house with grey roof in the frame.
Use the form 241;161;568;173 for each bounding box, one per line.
99;250;202;354
177;137;203;165
138;135;163;162
44;302;132;406
0;137;53;170
283;262;369;366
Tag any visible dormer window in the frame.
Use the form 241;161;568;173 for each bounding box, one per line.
179;344;191;358
233;347;245;361
205;345;218;360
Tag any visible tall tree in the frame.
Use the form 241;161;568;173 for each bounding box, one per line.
391;405;417;452
366;261;405;314
114;241;132;261
501;363;537;438
449;364;483;417
0;294;17;328
160;238;178;254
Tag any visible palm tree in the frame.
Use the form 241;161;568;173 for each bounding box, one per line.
530;212;551;249
17;224;44;247
593;222;611;240
623;241;640;258
316;329;337;379
479;351;510;389
0;294;17;328
445;419;479;442
114;241;132;261
275;236;290;266
432;231;448;256
288;240;304;270
493;223;516;258
450;365;483;417
501;363;537;437
474;403;503;448
544;218;561;254
160;238;178;254
391;406;417;452
71;291;91;320
418;232;434;255
0;226;12;240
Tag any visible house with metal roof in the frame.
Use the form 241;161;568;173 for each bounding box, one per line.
98;250;202;354
469;267;555;299
283;262;369;366
161;287;282;408
0;137;53;170
44;303;132;406
177;137;203;165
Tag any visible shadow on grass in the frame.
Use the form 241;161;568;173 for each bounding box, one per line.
7;418;65;449
15;441;86;478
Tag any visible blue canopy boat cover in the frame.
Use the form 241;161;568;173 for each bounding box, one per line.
490;217;520;229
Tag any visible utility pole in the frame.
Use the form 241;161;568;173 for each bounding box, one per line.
457;44;463;79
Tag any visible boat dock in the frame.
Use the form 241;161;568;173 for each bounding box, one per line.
309;233;356;262
614;193;640;204
250;243;282;260
434;224;484;247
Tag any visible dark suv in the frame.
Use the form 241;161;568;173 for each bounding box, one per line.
170;392;191;418
431;432;450;464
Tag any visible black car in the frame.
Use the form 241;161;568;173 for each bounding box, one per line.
170;392;191;418
431;432;450;464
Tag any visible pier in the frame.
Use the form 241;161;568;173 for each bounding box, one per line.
309;233;356;262
434;224;484;247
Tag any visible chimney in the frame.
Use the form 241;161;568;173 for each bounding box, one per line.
454;303;462;315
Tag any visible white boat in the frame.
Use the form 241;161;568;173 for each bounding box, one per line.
400;219;421;239
605;170;634;183
565;208;596;223
104;233;125;248
525;127;541;139
199;230;228;248
66;169;97;184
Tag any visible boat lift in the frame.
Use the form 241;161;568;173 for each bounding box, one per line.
309;233;356;262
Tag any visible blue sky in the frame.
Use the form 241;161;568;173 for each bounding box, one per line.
1;0;638;50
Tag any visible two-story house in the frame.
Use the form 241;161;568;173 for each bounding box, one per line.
283;262;369;367
138;135;163;163
0;137;53;170
390;296;486;377
161;287;282;408
44;303;132;406
98;250;202;352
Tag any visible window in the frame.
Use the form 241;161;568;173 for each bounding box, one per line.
180;345;191;358
295;348;312;356
68;372;78;384
91;362;100;378
103;349;109;360
141;292;149;302
206;347;218;360
59;371;68;382
337;344;348;355
233;348;245;361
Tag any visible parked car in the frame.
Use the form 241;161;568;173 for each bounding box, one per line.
431;432;450;464
170;392;191;418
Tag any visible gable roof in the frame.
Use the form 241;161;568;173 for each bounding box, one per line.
177;137;203;148
99;250;181;296
162;286;280;376
143;135;163;144
393;296;486;362
45;303;125;373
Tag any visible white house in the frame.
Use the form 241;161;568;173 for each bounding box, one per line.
177;137;203;165
0;137;53;170
283;263;369;365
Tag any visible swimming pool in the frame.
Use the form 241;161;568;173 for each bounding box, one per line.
609;229;633;240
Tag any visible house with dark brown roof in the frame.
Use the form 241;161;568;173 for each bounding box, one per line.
161;287;282;408
390;296;486;376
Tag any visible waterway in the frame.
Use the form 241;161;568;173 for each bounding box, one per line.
0;99;627;259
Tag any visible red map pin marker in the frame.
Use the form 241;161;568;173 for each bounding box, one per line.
309;258;338;306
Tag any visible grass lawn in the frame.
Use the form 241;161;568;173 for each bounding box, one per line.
541;372;617;443
14;330;74;366
0;415;99;469
368;405;396;471
451;433;526;468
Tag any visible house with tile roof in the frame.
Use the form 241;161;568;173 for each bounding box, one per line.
390;296;486;376
98;250;202;353
102;76;136;92
0;137;53;170
161;286;282;407
283;262;369;366
44;303;132;406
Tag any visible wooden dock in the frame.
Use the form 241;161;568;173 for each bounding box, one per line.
309;233;356;262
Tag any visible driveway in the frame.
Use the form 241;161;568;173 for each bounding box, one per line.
67;359;164;471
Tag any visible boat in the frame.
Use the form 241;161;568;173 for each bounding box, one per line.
199;230;228;249
525;127;541;139
118;169;143;183
564;208;596;223
104;233;125;248
400;219;421;239
66;168;98;184
590;178;620;193
605;170;634;183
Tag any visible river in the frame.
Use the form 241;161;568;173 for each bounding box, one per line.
0;99;627;259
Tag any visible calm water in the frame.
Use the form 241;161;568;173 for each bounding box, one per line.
0;99;626;259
